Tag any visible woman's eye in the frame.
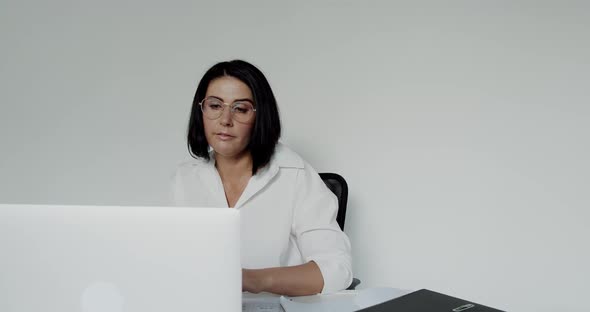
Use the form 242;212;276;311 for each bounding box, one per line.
233;103;252;114
208;103;223;110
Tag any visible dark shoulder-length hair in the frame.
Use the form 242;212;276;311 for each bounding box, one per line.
187;60;281;175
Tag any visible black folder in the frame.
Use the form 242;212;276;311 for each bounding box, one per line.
357;289;505;312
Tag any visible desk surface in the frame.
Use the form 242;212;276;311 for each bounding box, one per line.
243;288;411;312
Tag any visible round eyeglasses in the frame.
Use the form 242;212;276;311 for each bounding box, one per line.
199;97;256;124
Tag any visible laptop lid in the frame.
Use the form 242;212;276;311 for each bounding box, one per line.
0;204;241;312
357;289;505;312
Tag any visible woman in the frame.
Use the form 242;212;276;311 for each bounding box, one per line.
171;60;352;296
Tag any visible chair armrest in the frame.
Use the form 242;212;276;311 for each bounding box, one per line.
346;278;361;290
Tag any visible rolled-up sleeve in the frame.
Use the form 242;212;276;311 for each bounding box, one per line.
292;164;353;294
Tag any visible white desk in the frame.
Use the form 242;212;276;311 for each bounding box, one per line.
243;287;412;312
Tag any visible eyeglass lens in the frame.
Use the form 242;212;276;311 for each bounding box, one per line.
201;98;255;123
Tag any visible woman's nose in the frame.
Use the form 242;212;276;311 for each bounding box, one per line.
219;105;233;126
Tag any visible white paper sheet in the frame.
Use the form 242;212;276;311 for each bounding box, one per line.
278;288;412;312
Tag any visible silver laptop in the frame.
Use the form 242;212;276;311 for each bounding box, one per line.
0;204;241;312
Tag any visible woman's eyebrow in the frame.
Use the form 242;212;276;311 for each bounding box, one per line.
206;95;253;103
234;98;254;103
206;95;224;101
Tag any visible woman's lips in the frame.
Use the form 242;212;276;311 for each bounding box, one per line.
216;133;235;140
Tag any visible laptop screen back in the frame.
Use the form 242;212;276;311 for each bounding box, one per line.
0;204;241;312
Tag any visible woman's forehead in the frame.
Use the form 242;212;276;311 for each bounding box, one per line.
206;76;253;100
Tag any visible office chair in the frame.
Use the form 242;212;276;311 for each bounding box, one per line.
319;172;361;290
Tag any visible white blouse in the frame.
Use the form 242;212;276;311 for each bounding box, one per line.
170;143;353;293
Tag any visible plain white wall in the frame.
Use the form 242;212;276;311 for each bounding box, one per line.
1;1;589;311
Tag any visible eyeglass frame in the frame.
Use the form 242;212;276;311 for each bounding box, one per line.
198;96;257;123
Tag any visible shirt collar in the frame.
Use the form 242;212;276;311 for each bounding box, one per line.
204;143;305;208
270;143;304;169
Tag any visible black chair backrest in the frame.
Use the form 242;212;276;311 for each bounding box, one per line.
319;173;348;231
320;172;361;290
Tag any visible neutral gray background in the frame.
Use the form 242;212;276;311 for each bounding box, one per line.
1;1;589;311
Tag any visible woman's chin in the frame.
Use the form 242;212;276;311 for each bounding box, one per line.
212;144;248;159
